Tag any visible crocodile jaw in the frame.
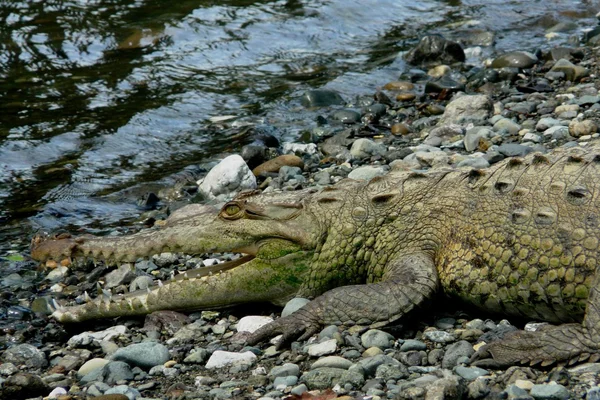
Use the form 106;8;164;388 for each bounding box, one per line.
51;250;314;323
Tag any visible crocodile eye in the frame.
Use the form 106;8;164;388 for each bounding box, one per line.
224;204;241;216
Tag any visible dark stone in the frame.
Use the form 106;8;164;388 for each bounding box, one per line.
425;76;466;95
137;192;160;210
301;90;345;108
363;103;387;117
241;144;269;170
1;373;49;399
405;35;465;66
496;143;535;158
331;109;361;124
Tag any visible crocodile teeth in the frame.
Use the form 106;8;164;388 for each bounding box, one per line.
158;280;164;287
83;291;92;302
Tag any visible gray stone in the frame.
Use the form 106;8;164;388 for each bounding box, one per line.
183;348;209;364
536;118;563;132
530;383;570;400
104;264;136;288
347;166;387;181
375;364;409;380
291;384;308;396
111;342;170;369
270;363;301;378
300;367;365;390
496;143;534;157
198;155;257;201
505;384;533;400
424;330;456;343
455;366;489;381
464;127;492;152
350;138;386;159
586;387;600;400
543;125;570;140
274;375;298;389
282;297;310;317
400;339;427;352
361;329;394;349
357;354;400;377
129;275;154;291
311;356;353;370
80;361;133;385
456;157;489;169
105;384;141;400
2;344;47;369
205;351;257;369
439;94;494;125
279;166;304;183
442;340;474;369
307;339;337;356
493;118;521;135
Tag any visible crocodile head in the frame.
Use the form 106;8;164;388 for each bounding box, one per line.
30;188;322;322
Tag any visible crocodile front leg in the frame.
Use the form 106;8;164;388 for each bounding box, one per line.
472;275;600;367
248;252;438;347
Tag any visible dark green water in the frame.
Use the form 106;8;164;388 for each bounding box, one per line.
0;0;598;253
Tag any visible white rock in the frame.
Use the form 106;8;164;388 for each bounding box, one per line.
197;155;256;201
68;325;128;347
47;387;68;399
307;339;338;357
236;316;274;333
77;358;110;378
205;350;257;369
283;142;318;155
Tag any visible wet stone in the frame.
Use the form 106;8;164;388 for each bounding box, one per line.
424;76;466;95
270;363;301;378
405;34;465;66
550;59;589;82
301;89;345;108
331;109;361;124
491;51;538;69
1;373;49;399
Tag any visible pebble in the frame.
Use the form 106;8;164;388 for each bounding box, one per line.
1;344;47;369
350;138;386;159
205;351;257;369
311;356;353;370
491;51;538;69
111;342;170;369
438;94;493;125
252;154;304;176
236;315;273;333
361;329;394;349
530;383;570;400
281;297;310;317
198;154;257;201
347;165;387;181
569;119;597;137
308;339;338;357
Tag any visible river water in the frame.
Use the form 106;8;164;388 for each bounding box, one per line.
0;0;598;254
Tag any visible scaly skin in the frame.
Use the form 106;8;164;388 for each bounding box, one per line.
31;143;600;367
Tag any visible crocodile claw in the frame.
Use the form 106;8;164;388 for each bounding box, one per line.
247;312;321;349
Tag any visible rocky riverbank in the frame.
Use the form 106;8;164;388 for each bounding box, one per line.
4;18;600;400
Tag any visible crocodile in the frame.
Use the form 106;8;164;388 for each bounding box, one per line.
30;143;600;367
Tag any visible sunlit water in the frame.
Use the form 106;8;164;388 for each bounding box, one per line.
0;0;598;253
